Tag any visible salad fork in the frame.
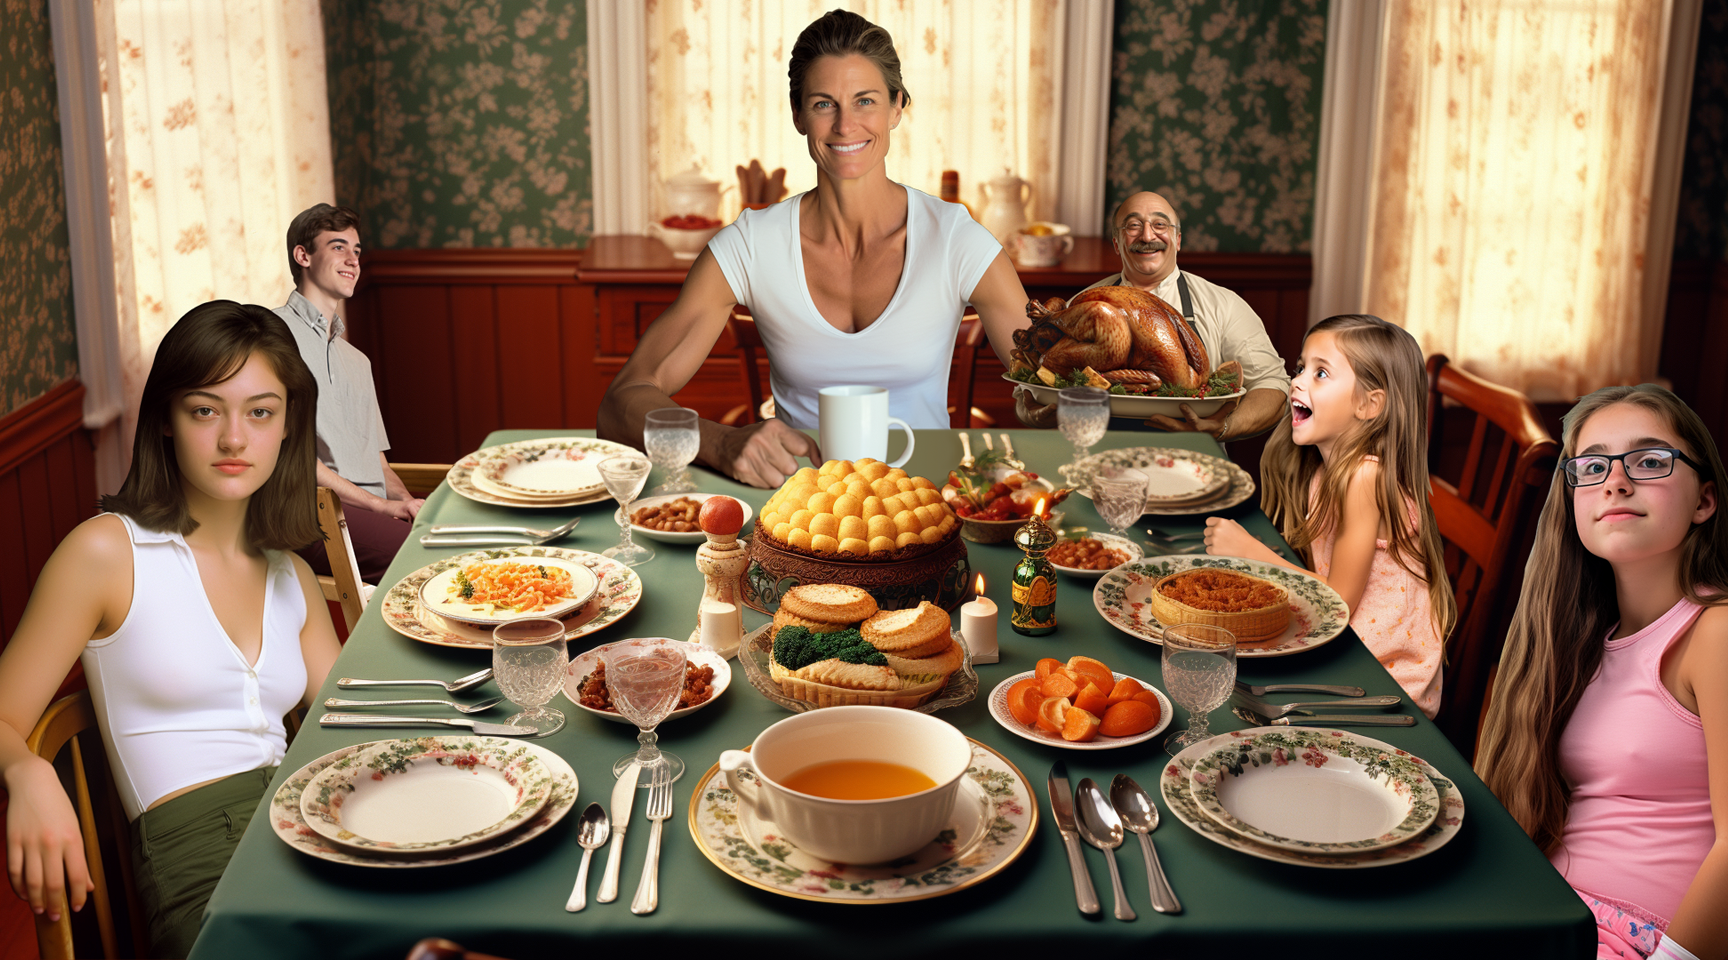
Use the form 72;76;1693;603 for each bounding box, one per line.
631;764;673;915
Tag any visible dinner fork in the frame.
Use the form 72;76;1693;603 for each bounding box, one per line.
427;516;581;540
630;764;673;915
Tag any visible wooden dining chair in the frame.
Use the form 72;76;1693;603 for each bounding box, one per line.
389;463;452;497
27;691;147;960
720;307;769;427
1424;354;1559;759
316;487;368;633
948;311;995;428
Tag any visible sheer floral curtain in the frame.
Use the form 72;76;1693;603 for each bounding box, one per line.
95;0;333;464
645;0;1062;223
1364;0;1680;399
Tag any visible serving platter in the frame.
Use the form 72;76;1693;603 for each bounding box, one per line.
1072;447;1254;515
1094;555;1348;658
269;736;577;868
382;547;642;650
561;639;732;723
1007;374;1246;419
627;492;755;545
736;623;978;714
417;555;599;626
449;437;635;509
1160;729;1465;869
1187;728;1440;854
299;737;553;854
689;738;1037;902
985;671;1172;750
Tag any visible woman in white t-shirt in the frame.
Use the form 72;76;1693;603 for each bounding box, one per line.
0;301;341;957
598;9;1031;488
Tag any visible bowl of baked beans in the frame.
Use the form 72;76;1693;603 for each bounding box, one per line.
560;640;732;722
1045;532;1142;579
627;492;756;544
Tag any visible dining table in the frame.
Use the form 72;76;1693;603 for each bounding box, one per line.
189;428;1594;960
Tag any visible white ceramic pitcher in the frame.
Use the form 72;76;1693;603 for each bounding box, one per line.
980;169;1032;247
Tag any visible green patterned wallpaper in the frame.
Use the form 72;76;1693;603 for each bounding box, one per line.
0;0;78;416
1104;0;1328;252
322;0;593;249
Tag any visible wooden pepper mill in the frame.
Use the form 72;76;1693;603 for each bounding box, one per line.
690;496;748;657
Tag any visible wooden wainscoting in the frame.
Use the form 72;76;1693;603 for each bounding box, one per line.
1660;258;1728;442
347;246;1313;465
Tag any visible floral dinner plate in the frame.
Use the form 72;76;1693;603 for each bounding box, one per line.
1072;446;1255;515
417;555;599;626
560;639;732;723
1094;555;1348;658
986;670;1172;750
689;738;1037;902
269;737;577;868
383;547;642;650
1160;729;1465;869
1187;728;1440;854
449;436;634;509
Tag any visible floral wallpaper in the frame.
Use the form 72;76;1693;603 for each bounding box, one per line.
1104;0;1328;252
321;0;593;249
1672;0;1728;262
0;0;78;416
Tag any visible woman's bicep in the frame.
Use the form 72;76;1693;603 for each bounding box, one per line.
968;253;1029;369
290;555;342;707
617;251;739;392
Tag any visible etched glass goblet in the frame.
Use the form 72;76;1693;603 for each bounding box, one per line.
644;407;700;495
1058;386;1110;484
491;618;568;737
601;637;689;785
597;455;654;566
1161;623;1237;756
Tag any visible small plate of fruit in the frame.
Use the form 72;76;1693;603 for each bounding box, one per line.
941;451;1071;544
987;655;1172;750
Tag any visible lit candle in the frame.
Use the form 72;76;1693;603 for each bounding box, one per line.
960;572;1000;664
698;597;742;659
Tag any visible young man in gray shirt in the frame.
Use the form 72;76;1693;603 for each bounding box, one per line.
275;203;422;582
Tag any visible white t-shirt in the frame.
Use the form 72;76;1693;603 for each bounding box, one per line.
707;185;1002;430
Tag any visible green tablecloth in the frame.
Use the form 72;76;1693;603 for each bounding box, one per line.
190;430;1592;959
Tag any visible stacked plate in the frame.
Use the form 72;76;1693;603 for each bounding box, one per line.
1159;728;1466;868
381;547;643;650
1072;447;1255;515
449;437;638;509
270;735;578;867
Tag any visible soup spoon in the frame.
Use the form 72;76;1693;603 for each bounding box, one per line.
1074;779;1135;921
566;803;610;912
323;696;506;714
1109;774;1181;914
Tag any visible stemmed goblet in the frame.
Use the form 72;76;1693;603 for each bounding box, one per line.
1057;386;1110;484
644;408;700;495
492;618;569;737
1161;623;1237;756
1091;466;1149;536
597;455;654;566
600;637;689;785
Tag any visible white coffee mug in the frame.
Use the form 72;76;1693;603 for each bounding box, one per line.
817;385;915;468
1008;222;1074;268
718;706;973;864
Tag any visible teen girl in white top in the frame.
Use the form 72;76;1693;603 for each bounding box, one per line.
0;301;340;956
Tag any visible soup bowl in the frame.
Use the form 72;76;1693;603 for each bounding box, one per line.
719;706;973;863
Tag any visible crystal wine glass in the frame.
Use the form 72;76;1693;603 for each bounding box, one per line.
1091;466;1149;536
644;407;700;495
597;455;654;566
600;637;689;785
492;618;569;737
1058;386;1110;484
1161;622;1237;756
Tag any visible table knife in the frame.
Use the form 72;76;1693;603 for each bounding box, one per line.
1235;680;1367;698
598;762;639;903
1048;760;1101;915
317;714;537;736
419;535;540;547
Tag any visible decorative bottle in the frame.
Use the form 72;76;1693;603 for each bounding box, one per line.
1010;511;1058;636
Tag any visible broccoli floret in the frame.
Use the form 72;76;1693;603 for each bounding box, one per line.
771;626;888;669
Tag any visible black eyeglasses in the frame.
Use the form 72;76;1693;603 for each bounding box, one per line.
1563;447;1704;487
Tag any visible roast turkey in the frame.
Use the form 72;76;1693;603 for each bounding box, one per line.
1009;286;1211;392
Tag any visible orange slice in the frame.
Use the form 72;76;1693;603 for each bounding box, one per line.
1073;685;1112;718
1040;672;1080;700
1066;656;1116;692
1035;658;1065;680
1007;679;1044;726
1036;696;1071;734
1130;690;1161;707
1061;707;1102;742
1107;677;1145;704
1099;699;1160;737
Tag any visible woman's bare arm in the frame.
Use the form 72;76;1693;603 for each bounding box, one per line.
1663;604;1728;957
968;252;1030;370
0;515;132;920
596;249;820;487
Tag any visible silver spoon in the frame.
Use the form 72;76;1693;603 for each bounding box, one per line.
337;667;493;694
565;803;610;912
323;696;506;714
1074;778;1135;921
1109;774;1181;914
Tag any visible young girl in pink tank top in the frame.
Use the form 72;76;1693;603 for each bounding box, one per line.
1477;385;1728;960
1203;315;1457;718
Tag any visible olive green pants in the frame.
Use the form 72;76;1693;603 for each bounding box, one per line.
130;767;276;958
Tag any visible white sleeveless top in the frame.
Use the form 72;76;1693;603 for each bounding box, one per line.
81;514;307;820
706;185;1003;430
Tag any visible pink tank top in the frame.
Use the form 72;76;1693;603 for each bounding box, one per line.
1550;596;1711;926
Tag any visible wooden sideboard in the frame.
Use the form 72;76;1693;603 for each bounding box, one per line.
347;239;1312;465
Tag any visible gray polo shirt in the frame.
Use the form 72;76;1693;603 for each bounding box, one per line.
274;291;391;498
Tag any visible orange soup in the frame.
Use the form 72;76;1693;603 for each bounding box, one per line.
780;760;937;800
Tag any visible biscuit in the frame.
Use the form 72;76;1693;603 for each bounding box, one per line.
772;608;853;636
779;583;878;624
884;638;965;680
861;602;950;653
796;659;901;690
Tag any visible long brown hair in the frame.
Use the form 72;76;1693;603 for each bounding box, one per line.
101;301;320;550
788;10;910;113
1475;384;1728;852
1260;315;1457;643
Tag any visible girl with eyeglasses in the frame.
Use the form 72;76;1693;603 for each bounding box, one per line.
1476;384;1727;960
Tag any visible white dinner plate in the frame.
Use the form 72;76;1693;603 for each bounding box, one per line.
627;492;755;544
560;639;732;723
418;555;599;626
985;670;1172;750
382;547;644;650
1047;532;1143;579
